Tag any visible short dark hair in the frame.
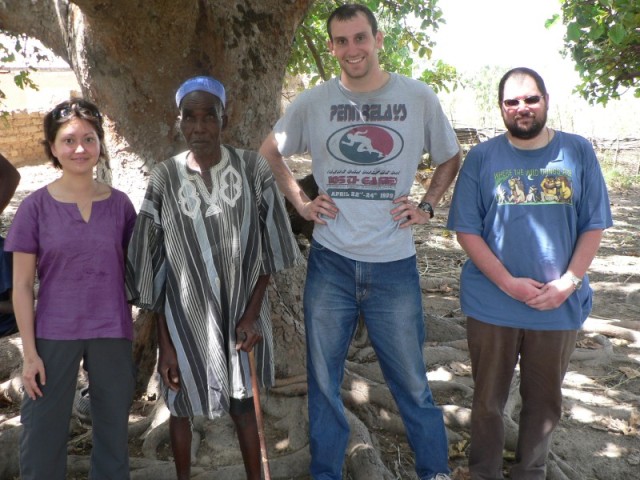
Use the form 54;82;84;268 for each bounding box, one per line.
327;3;378;40
43;98;108;169
498;67;548;106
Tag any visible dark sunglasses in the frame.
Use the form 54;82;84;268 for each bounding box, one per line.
53;104;102;120
502;95;544;108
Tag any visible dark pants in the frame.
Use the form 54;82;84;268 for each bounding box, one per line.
20;338;135;480
467;317;577;480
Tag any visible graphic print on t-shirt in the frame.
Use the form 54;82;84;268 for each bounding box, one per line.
324;101;407;201
328;124;404;165
494;167;574;205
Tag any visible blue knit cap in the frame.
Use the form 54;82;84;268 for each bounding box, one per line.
175;76;226;109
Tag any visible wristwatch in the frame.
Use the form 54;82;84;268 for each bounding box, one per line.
563;272;582;290
417;201;434;218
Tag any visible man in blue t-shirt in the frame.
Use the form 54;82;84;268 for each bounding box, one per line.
447;67;612;480
0;153;20;337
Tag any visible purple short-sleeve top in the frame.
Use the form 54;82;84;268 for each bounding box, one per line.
5;186;137;340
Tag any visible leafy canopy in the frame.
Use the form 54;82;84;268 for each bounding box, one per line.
288;0;459;93
550;0;640;105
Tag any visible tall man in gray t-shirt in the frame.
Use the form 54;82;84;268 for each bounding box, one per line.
260;4;461;480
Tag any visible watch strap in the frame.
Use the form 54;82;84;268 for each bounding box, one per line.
562;272;582;290
417;201;434;218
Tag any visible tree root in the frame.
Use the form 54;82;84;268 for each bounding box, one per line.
135;399;177;462
270;374;308;396
583;317;640;347
345;408;395;479
128;415;153;439
0;370;22;406
141;419;169;459
0;333;22;380
0;425;20;479
425;344;470;365
442;405;472;430
501;377;522;452
546;450;584;480
192;446;310;479
571;334;614;363
263;394;309;450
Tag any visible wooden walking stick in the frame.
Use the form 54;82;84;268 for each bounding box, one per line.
249;349;272;480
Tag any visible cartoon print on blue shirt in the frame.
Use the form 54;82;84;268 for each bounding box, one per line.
495;168;573;205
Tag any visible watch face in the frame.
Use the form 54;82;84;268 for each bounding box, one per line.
418;202;434;218
568;274;581;289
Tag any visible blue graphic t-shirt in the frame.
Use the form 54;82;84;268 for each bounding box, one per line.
274;74;460;262
447;132;613;330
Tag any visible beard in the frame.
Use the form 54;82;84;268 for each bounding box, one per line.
503;110;547;140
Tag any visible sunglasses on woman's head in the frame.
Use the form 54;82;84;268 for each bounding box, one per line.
53;104;102;120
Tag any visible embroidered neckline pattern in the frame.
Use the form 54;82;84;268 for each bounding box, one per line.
179;148;242;219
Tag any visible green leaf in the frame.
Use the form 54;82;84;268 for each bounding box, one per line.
545;13;560;28
608;23;627;44
588;24;606;40
567;22;582;42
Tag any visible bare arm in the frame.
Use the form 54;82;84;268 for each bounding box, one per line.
421;150;462;207
235;274;270;352
0;153;20;213
259;132;308;212
259;132;338;224
12;252;44;399
563;229;604;279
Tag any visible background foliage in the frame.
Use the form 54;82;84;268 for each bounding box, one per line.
553;0;640;104
287;0;459;93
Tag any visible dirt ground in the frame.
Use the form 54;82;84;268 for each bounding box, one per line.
1;157;639;480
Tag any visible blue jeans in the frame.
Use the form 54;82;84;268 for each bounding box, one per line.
304;240;450;480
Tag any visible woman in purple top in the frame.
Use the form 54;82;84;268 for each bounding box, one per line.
5;99;137;479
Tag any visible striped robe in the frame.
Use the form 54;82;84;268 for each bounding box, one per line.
128;146;300;418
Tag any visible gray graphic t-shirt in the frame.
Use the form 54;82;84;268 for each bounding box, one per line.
274;74;459;262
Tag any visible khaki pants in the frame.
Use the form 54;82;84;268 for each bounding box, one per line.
467;317;577;480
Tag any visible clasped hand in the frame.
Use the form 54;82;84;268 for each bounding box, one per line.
507;276;575;310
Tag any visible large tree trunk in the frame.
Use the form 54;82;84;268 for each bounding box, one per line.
0;0;313;164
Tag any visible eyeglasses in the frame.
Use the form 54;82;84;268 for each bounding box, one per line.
502;95;544;108
53;104;102;120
